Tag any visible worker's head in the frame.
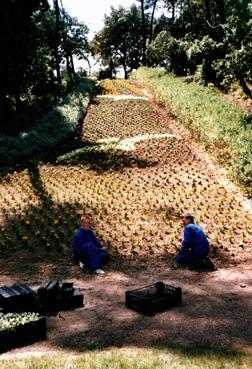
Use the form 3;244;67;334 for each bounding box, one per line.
182;214;194;226
81;215;92;230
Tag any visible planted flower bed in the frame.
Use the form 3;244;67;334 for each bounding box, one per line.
0;79;251;264
0;312;46;350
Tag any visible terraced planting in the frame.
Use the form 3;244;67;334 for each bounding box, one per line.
0;79;251;263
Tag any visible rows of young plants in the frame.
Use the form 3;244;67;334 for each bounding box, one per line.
0;312;41;332
134;67;252;195
0;79;251;261
101;79;144;96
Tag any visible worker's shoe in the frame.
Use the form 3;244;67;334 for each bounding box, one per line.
95;268;105;275
79;261;85;269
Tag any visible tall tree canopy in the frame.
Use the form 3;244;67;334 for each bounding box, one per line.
91;5;144;79
0;0;90;135
92;0;252;97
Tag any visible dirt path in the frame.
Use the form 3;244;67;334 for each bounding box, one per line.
1;261;252;356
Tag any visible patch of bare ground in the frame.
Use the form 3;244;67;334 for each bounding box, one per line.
0;260;251;356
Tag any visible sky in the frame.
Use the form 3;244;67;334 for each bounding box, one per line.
49;0;137;38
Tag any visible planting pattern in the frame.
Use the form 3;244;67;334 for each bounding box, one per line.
0;79;251;262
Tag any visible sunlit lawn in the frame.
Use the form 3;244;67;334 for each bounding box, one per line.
1;345;252;369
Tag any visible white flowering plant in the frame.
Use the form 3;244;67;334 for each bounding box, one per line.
0;312;42;332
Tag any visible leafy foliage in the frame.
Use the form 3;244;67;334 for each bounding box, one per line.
0;0;90;135
146;0;252;96
91;0;252;97
0;78;95;164
91;5;144;79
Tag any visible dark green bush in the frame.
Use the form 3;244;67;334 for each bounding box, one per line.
0;78;95;164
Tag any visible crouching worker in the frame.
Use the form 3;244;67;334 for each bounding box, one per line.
72;215;110;275
176;215;209;267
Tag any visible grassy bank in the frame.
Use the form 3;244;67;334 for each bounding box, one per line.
135;67;252;195
0;78;95;165
1;346;252;369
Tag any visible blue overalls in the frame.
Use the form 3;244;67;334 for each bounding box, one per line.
72;227;110;271
176;223;209;265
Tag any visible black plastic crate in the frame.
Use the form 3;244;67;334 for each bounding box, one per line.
0;284;35;312
58;289;84;310
0;316;46;352
61;282;74;299
125;282;182;314
37;280;84;312
37;280;60;305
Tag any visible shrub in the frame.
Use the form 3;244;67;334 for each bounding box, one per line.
0;78;95;164
135;67;252;194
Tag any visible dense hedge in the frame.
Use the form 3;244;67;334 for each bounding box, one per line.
0;78;95;164
135;67;252;194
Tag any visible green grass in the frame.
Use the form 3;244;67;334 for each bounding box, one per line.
135;67;252;195
1;346;251;369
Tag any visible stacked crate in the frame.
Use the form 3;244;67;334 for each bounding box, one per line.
37;280;84;311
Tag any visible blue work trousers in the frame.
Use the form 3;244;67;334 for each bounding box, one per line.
74;242;110;272
176;247;209;266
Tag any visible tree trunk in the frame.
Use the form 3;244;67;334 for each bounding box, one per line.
66;54;74;87
14;87;21;114
204;0;211;25
215;0;226;24
140;0;147;66
235;72;252;99
171;1;175;23
109;58;113;79
53;0;61;90
123;63;128;79
149;0;158;43
69;52;76;79
83;56;91;75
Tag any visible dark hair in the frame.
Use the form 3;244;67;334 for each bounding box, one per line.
183;214;194;223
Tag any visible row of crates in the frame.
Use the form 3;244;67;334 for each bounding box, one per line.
0;280;84;314
0;280;182;315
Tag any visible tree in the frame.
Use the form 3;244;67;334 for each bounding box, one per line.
91;5;143;79
53;0;62;89
147;0;252;96
0;0;91;135
0;0;51;129
60;8;90;84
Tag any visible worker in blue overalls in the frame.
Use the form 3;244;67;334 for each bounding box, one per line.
72;215;110;275
176;215;210;266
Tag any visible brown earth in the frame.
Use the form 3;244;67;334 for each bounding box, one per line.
0;257;252;356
